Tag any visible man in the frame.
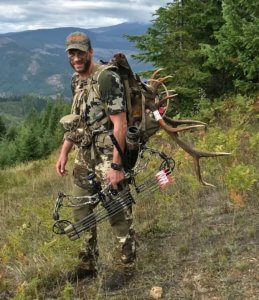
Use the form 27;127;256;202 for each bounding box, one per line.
56;32;136;291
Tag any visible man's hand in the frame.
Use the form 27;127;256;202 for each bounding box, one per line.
107;168;125;189
56;139;74;176
56;153;69;176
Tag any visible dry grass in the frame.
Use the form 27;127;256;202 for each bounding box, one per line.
0;96;258;299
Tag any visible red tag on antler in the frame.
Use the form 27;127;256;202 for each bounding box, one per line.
159;107;166;115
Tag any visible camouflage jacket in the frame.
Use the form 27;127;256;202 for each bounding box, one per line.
62;64;125;150
71;64;125;125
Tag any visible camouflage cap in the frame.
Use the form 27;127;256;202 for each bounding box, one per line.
66;32;92;52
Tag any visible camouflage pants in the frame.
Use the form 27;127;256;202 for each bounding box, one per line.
72;146;136;270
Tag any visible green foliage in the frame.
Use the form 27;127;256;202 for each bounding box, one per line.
0;115;7;138
5;125;18;141
249;132;259;152
16;127;41;162
0;97;70;168
224;164;257;192
128;0;258;115
202;0;259;94
127;0;224;112
0;94;50;124
59;282;75;300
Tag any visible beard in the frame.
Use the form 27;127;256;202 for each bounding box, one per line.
69;54;91;74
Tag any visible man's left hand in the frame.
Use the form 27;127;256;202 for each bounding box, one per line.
107;168;125;189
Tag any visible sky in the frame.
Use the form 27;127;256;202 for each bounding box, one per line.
0;0;170;34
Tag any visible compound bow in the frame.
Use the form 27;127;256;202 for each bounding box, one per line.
52;144;175;240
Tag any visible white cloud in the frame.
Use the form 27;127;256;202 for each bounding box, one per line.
0;5;26;19
0;0;170;33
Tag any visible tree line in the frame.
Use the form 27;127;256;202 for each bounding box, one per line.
1;0;258;166
127;0;258;113
0;97;70;168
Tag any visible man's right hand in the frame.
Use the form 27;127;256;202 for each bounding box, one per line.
56;154;68;176
55;140;74;176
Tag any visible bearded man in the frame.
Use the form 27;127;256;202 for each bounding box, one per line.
56;32;136;291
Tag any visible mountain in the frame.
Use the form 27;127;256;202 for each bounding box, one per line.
0;23;151;97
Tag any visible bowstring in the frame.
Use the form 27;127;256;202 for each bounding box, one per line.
70;178;160;235
66;168;172;235
55;144;172;237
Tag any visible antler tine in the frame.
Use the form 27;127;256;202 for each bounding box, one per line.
157;94;178;108
161;89;176;95
147;76;173;92
159;75;173;83
158;118;205;133
164;116;207;127
147;78;160;89
150;68;165;79
159;119;231;187
145;102;205;133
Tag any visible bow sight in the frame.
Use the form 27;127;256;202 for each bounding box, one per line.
52;145;175;240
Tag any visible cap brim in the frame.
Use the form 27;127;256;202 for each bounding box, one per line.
66;44;89;52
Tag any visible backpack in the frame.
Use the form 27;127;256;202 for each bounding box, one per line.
61;53;169;169
95;53;162;145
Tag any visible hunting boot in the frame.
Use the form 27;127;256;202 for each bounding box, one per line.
67;235;99;282
103;229;136;291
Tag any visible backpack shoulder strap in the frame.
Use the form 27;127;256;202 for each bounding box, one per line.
91;64;118;99
91;64;118;121
71;72;80;95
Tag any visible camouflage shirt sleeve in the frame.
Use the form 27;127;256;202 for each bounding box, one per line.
71;73;77;97
98;70;126;115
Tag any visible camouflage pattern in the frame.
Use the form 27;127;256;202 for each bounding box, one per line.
72;181;99;271
70;64;125;125
66;32;92;52
68;64;135;270
72;153;136;270
60;114;92;146
60;114;81;131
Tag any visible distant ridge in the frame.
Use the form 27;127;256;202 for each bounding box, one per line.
0;23;151;97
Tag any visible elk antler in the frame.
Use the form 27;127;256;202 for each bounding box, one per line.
146;71;173;115
150;68;164;80
145;71;231;187
157;94;178;108
160;117;231;187
147;76;173;93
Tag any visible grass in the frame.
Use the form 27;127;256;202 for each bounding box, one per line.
0;95;258;299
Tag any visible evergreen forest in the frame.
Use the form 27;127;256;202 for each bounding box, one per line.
0;96;70;168
128;0;258;112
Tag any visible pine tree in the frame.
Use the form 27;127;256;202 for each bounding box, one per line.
16;127;40;162
6;126;18;141
0;116;7;139
0;141;17;168
203;0;259;93
127;0;224;112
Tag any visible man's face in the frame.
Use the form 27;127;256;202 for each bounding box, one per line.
68;49;93;73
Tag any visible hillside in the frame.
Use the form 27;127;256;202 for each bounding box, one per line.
0;23;151;97
0;95;258;299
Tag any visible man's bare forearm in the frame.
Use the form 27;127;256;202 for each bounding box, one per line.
60;139;74;156
110;112;127;165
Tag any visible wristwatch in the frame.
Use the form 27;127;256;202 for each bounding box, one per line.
111;163;123;171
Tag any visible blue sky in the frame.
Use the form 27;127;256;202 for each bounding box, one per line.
0;0;170;33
